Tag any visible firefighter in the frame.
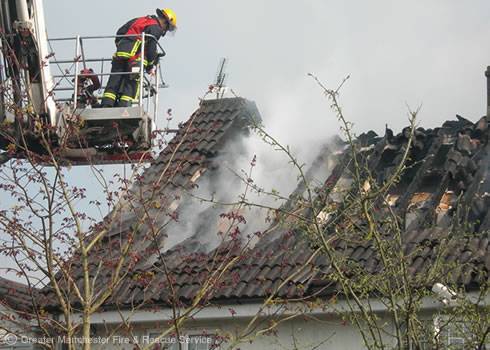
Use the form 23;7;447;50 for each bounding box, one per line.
101;8;177;108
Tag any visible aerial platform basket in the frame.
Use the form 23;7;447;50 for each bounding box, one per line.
45;33;167;166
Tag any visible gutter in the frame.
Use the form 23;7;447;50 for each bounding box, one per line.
70;292;489;325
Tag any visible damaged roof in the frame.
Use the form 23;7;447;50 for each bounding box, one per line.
43;98;490;310
151;113;490;303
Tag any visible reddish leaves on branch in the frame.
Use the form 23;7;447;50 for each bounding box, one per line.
219;211;246;225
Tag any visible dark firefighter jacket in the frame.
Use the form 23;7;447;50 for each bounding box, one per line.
115;15;165;67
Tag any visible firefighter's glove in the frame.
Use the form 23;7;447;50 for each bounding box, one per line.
146;65;156;76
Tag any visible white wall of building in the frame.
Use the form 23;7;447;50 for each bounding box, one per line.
89;313;395;350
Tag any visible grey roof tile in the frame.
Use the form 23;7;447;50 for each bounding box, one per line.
0;277;38;313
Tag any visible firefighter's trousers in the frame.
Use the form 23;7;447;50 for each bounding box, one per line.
101;57;140;108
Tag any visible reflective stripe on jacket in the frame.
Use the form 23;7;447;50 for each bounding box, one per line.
114;16;164;66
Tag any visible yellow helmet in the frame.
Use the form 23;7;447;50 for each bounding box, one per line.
156;8;177;31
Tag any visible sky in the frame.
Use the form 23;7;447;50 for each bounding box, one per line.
44;0;490;142
2;1;490;281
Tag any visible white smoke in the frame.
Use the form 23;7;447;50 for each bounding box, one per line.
159;97;341;254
